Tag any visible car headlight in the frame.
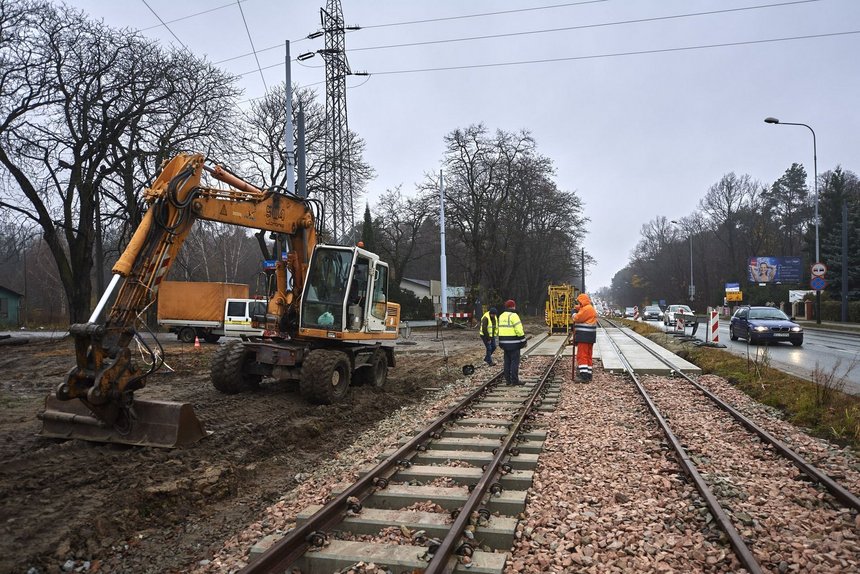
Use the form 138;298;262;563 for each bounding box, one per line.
753;325;769;332
790;326;803;332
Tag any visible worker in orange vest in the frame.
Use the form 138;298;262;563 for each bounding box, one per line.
572;293;598;382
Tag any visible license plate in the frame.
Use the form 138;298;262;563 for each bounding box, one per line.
772;332;789;337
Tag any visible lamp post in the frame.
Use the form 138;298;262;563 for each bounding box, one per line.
671;220;695;302
764;116;820;324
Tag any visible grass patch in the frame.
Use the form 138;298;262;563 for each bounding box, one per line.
623;319;860;449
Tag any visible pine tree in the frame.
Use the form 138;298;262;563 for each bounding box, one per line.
361;203;376;253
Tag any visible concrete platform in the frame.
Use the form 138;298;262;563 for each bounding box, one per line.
526;334;568;356
598;327;701;375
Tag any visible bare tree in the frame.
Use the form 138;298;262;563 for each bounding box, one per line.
372;185;435;289
0;3;240;322
238;83;374;241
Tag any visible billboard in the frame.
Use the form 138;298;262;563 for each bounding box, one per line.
747;256;802;284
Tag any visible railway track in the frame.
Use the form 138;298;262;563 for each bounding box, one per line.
240;333;568;574
601;318;860;573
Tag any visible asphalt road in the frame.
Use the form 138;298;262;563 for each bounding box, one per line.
649;319;860;396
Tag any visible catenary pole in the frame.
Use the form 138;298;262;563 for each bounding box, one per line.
439;170;448;323
843;201;848;323
284;41;295;195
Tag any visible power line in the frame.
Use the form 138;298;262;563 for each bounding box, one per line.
140;0;187;50
139;0;251;32
362;0;611;29
236;24;854;81
211;0;610;67
236;0;267;91
367;29;860;76
349;0;822;53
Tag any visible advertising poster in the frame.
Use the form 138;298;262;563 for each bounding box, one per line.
747;256;802;284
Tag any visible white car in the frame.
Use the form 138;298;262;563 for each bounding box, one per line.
663;304;693;325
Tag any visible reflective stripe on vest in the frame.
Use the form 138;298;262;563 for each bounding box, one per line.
498;311;525;348
574;323;597;343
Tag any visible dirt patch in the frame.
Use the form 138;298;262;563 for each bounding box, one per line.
0;322;511;574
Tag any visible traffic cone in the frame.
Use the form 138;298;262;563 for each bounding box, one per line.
194;336;201;348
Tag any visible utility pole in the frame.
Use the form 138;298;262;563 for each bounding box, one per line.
284;40;295;195
842;201;848;322
439;170;448;324
581;248;585;293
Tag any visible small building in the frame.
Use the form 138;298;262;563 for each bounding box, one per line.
0;284;23;327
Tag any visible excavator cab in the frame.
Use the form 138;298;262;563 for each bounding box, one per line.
299;245;391;335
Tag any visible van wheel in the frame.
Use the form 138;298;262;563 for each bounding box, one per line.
178;327;196;343
354;350;388;388
301;350;351;404
211;340;261;394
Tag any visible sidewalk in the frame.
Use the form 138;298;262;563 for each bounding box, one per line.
794;319;860;335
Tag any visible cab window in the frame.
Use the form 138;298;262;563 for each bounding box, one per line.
371;265;388;320
227;301;247;317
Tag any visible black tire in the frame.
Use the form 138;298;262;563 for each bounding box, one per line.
300;349;351;404
729;326;738;341
178;326;196;343
353;350;388;388
203;333;221;344
211;340;261;394
791;339;803;347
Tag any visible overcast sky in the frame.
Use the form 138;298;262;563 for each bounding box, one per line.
63;0;860;290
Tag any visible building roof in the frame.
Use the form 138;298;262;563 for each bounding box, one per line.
0;284;23;297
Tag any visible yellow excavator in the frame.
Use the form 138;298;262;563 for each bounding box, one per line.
39;153;400;447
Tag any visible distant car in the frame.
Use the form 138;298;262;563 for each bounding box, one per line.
663;304;693;326
624;307;636;318
642;305;663;321
730;306;803;346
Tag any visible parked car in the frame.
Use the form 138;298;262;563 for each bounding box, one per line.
642;305;663;321
624;307;636;318
663;304;693;326
729;306;803;346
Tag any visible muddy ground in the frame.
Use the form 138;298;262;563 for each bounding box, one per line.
0;322;509;574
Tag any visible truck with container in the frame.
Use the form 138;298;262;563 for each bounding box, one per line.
156;281;265;343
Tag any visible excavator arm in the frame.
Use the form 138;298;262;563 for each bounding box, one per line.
41;153;317;447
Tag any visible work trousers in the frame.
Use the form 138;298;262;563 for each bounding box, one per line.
482;337;497;365
503;347;521;385
575;342;594;381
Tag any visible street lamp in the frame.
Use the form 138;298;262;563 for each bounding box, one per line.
671;220;695;302
764;116;820;324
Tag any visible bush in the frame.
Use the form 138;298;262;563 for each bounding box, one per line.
389;287;434;320
819;300;860;322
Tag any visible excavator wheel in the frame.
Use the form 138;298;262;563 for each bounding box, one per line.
211;340;261;394
354;349;388;388
300;349;351;404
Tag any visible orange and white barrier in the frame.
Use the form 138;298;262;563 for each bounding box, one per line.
707;308;719;343
435;312;472;319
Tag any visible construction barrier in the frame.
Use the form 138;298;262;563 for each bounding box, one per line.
707;307;719;343
435;312;472;319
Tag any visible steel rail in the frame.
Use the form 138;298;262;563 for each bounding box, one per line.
600;320;764;574
423;339;565;574
240;332;555;573
606;319;860;513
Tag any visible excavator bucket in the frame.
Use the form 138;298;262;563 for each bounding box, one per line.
38;395;208;448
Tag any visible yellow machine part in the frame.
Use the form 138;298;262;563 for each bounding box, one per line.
546;284;579;334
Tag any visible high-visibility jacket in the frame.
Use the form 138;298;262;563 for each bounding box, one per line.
498;309;525;350
479;311;498;338
572;293;598;343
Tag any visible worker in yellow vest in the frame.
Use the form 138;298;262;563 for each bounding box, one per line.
498;299;526;385
479;307;499;366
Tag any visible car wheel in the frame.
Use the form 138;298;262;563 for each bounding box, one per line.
729;326;738;341
791;338;803;347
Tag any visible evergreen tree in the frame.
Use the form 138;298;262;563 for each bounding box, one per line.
360;203;376;253
813;167;860;298
762;163;811;256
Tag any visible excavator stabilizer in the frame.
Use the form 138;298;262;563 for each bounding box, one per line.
38;395;208;448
